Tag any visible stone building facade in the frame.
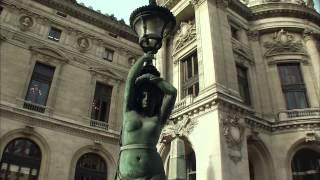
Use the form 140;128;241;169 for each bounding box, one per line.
0;0;142;179
155;0;320;180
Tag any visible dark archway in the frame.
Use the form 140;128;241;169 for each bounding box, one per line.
74;153;107;180
186;145;196;180
291;148;320;180
0;138;42;180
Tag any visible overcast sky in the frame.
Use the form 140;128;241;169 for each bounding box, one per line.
77;0;149;24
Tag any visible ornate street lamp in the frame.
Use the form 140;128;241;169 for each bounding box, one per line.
130;0;176;55
114;1;177;179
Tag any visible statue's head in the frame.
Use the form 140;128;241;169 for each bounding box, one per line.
136;81;163;116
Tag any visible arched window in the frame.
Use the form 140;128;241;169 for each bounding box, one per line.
74;153;107;180
291;148;320;180
186;149;196;180
0;138;42;180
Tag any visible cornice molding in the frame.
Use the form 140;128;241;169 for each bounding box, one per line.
31;0;138;43
251;3;320;27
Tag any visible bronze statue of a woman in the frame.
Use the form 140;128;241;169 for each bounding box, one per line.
115;53;177;180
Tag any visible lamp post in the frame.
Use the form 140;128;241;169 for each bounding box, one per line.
114;1;177;180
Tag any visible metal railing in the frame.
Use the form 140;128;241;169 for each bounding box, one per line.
17;99;47;113
90;119;108;130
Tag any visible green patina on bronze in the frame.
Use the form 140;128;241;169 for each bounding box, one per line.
115;53;177;180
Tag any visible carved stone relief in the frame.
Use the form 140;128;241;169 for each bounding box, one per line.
263;29;307;57
221;112;245;163
159;115;197;143
305;130;320;144
77;37;90;52
173;20;196;53
19;15;34;31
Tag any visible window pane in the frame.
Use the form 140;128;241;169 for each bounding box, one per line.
0;139;41;180
48;27;62;42
75;153;107;180
193;55;198;76
25;63;55;106
278;64;308;109
278;64;303;85
195;83;199;97
91;83;112;122
236;65;251;105
103;49;113;61
187;58;193;79
292;149;320;180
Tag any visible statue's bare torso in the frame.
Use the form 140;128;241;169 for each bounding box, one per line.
119;111;164;178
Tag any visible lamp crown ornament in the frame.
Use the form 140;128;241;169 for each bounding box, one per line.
129;0;176;55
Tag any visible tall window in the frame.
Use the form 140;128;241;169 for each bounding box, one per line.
278;63;308;110
186;150;196;180
24;63;55;112
0;138;42;180
74;153;107;180
48;27;62;42
291;148;320;180
182;52;199;98
236;64;251;106
91;82;113;122
103;48;114;62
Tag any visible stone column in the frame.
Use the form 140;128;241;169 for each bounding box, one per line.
193;0;238;93
168;137;186;180
247;30;274;117
303;30;320;90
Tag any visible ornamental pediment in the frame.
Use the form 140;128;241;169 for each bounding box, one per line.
263;29;307;57
173;20;196;53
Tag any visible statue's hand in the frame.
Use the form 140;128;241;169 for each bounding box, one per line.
135;73;162;85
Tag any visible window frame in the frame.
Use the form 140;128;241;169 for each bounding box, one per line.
103;48;114;62
74;153;107;180
181;51;199;98
24;62;55;113
48;27;62;42
277;63;309;110
0;138;42;180
236;64;251;106
91;82;113;123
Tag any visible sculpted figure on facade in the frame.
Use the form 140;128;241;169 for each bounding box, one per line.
264;29;307;57
19;16;33;31
77;37;90;52
115;54;177;180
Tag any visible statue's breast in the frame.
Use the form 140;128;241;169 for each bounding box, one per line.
124;111;159;133
125;111;143;132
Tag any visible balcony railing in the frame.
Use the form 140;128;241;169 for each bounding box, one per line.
90;119;108;130
173;95;194;112
17;99;48;113
278;108;320;121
